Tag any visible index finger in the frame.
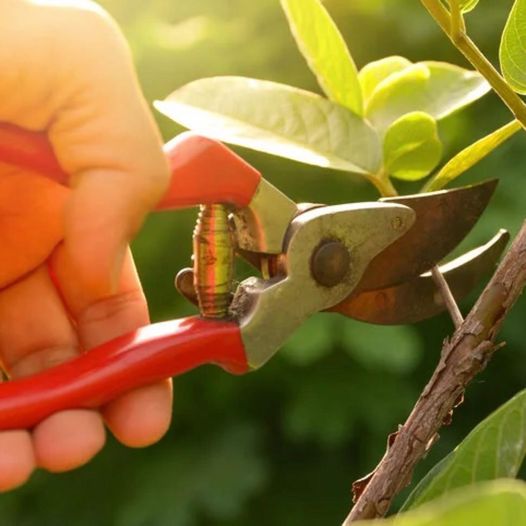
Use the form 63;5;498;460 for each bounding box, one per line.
0;1;169;297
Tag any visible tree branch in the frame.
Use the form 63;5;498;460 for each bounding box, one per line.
342;220;526;523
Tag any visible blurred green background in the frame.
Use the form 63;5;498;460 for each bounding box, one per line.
2;1;525;524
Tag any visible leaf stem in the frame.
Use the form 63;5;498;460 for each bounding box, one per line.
420;0;526;128
449;1;466;38
369;172;398;198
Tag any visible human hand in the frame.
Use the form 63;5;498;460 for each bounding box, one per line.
0;0;172;490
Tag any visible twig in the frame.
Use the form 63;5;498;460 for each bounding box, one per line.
431;266;464;328
416;1;525;327
342;220;526;523
372;172;465;330
449;0;465;38
420;0;526;128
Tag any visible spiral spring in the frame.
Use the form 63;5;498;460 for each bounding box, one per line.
193;204;234;318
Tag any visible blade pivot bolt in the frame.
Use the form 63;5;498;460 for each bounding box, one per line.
311;240;351;287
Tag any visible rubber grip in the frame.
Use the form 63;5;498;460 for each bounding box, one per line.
159;133;262;209
0;123;262;209
0;123;68;183
0;317;248;430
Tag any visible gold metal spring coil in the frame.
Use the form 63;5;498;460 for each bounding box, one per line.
193;204;234;318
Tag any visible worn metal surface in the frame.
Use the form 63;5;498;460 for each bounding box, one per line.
178;180;500;331
232;178;297;254
232;203;415;369
174;267;198;306
331;230;509;324
355;179;498;292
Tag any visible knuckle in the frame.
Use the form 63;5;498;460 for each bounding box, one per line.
58;2;120;41
45;2;129;72
9;346;79;380
144;155;172;197
79;289;147;329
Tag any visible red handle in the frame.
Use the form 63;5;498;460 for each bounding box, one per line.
0;123;262;209
0;317;248;430
159;133;261;209
0;124;257;429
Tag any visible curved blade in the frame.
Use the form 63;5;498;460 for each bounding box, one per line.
356;179;498;292
330;230;509;325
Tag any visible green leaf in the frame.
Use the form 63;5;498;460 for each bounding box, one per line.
366;62;490;132
355;481;526;526
280;0;363;115
424;120;521;191
383;112;442;181
402;390;526;511
447;0;480;13
359;56;412;104
156;76;381;174
500;0;526;94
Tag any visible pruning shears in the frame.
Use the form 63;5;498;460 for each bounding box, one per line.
0;123;509;430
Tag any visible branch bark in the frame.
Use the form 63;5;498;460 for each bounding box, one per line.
342;220;526;523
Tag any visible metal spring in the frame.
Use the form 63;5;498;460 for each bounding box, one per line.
193;204;234;318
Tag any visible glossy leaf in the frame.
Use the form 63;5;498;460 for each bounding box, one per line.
366;62;490;131
354;481;526;526
156;77;381;174
280;0;363;115
359;56;412;104
383;112;442;181
424;120;521;191
500;0;526;94
402;390;526;511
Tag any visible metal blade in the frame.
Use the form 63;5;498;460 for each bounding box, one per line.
329;230;509;325
356;179;498;292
